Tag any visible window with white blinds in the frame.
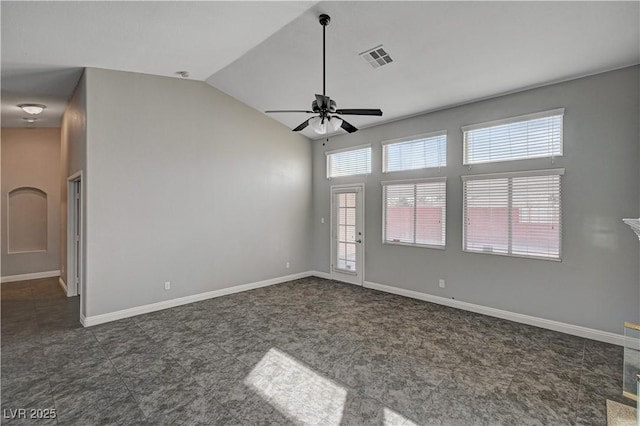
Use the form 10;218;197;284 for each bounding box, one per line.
326;145;372;178
382;178;446;248
462;109;564;165
462;169;564;260
382;131;447;172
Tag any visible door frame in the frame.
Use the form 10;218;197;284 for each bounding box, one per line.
66;171;83;301
329;183;365;286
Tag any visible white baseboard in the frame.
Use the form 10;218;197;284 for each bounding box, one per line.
82;271;314;327
79;269;625;346
58;277;68;295
364;280;625;346
1;270;60;283
310;270;331;280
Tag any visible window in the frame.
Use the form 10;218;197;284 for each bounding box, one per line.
462;109;564;165
462;169;564;260
326;145;372;178
382;131;446;172
382;178;446;248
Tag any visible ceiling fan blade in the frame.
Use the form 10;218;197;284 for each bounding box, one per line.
335;109;383;116
292;119;311;132
315;94;330;109
265;110;314;114
337;117;358;133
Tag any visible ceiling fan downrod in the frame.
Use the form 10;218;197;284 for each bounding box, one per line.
319;14;330;97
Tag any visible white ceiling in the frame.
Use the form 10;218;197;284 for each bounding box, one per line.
1;1;315;127
209;1;640;139
2;1;639;137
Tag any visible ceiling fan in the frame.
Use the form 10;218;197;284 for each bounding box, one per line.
265;14;382;135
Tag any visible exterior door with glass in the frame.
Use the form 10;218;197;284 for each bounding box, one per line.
330;184;364;285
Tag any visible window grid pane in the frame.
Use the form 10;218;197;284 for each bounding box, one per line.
327;147;372;178
383;180;446;248
463;178;510;255
383;133;446;172
336;192;358;272
464;112;563;164
511;175;561;258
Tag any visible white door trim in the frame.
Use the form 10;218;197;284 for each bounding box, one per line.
329;183;365;286
66;172;83;306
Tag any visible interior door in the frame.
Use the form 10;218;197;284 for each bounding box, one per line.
331;184;364;285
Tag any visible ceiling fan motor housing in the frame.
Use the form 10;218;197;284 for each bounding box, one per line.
311;99;337;114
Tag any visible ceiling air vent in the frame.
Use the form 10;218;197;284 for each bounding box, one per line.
360;45;393;69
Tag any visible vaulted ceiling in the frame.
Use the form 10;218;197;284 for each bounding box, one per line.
2;1;639;138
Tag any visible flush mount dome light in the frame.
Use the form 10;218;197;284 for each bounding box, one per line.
18;104;46;115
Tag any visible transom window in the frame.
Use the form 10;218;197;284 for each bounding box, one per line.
326;145;372;178
382;178;446;248
382;131;447;173
462;169;563;260
462;109;564;165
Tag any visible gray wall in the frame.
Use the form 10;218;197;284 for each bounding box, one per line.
60;72;87;290
312;66;640;334
83;68;312;317
1;128;61;277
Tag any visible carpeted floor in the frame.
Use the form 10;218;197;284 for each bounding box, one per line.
1;276;633;425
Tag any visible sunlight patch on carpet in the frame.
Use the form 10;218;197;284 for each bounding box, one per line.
245;348;346;425
606;399;637;426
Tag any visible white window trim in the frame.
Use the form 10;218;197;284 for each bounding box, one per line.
380;130;447;147
381;130;447;174
381;177;447;250
325;143;372;156
325;144;372;180
461;108;565;133
461;168;565;182
461;168;564;261
462;108;564;165
381;177;447;186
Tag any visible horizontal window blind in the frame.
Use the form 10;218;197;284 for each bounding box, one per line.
382;131;446;172
326;145;371;178
462;169;563;260
462;109;564;165
382;178;446;248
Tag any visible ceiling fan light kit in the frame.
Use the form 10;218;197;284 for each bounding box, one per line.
309;116;343;134
18;104;46;115
265;14;382;135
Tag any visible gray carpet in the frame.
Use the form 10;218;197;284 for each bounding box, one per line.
1;276;633;425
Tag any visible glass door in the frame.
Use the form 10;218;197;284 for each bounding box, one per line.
331;185;364;285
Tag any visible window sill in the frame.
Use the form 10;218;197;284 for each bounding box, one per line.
462;248;561;262
383;241;445;250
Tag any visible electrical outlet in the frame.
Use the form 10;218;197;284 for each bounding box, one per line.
439;279;445;288
164;281;171;290
321;217;325;224
286;262;290;269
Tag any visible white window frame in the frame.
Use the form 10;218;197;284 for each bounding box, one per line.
381;130;447;173
381;177;447;250
462;108;564;165
326;144;372;179
462;168;564;261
